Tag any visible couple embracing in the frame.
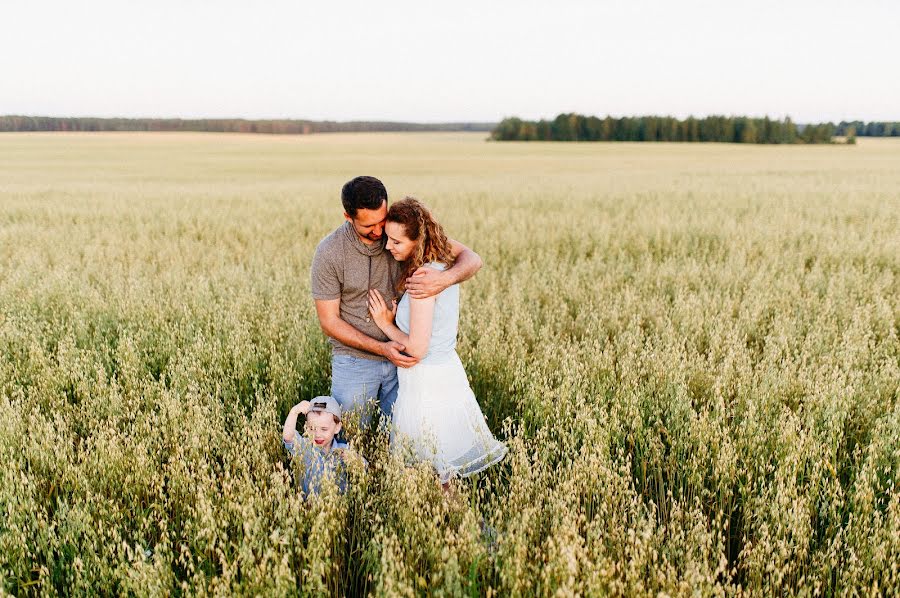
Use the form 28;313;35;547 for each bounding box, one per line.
299;175;506;489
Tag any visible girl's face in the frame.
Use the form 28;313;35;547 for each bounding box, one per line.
385;221;416;261
305;411;342;451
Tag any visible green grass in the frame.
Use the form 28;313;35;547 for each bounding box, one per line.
1;132;898;596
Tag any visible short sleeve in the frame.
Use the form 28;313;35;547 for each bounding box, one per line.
283;433;311;457
311;241;341;301
283;436;297;456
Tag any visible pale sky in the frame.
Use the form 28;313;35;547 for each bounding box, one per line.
2;0;898;123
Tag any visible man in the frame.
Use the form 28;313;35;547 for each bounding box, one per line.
311;175;483;422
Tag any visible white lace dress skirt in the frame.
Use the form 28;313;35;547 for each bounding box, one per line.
392;351;507;483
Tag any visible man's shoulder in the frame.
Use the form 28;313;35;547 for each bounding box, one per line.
316;224;346;251
313;224;348;265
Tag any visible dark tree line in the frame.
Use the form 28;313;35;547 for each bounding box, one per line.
491;114;847;144
834;121;900;137
0;116;495;134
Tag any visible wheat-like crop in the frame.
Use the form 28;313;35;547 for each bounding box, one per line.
0;132;898;596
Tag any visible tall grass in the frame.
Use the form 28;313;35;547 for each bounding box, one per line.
1;133;898;595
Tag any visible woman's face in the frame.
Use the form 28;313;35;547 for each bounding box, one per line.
385;221;416;261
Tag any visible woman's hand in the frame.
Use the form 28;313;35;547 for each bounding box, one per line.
367;289;397;330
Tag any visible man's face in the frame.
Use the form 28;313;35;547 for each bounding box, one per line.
305;411;342;451
346;201;387;244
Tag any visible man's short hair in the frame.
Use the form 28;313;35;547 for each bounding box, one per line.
342;176;387;217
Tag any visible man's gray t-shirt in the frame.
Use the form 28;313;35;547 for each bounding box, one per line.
311;221;404;360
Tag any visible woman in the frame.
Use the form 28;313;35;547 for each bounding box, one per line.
367;197;507;487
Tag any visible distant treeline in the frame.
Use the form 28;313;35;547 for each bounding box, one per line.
835;121;900;137
491;113;859;144
0;115;495;134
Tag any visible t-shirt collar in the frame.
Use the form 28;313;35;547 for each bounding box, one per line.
343;221;386;257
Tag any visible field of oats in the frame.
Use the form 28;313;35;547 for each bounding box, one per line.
1;132;898;596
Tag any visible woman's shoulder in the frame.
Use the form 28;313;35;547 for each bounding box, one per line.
424;261;448;272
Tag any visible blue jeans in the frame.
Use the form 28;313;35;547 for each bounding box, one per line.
331;354;398;426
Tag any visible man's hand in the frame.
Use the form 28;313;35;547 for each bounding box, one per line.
405;266;450;300
382;340;419;368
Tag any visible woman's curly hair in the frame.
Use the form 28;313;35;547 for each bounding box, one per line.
387;197;455;293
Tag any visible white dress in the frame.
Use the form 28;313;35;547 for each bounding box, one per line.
392;263;507;483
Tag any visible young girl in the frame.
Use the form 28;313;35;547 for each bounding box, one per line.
367;197;506;487
282;397;365;496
